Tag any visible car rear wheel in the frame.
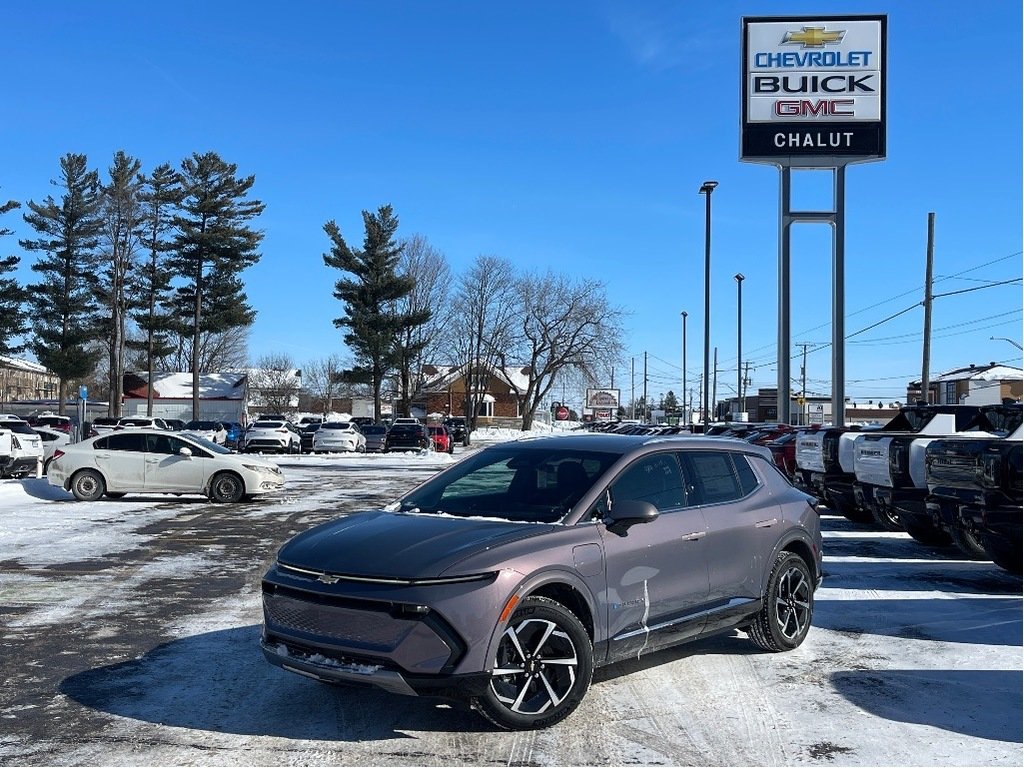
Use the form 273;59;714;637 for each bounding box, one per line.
748;551;814;652
70;469;106;502
949;525;987;560
472;596;593;730
209;472;244;503
870;504;905;532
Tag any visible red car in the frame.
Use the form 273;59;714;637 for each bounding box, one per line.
427;425;453;453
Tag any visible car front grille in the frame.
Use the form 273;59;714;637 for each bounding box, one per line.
264;593;414;648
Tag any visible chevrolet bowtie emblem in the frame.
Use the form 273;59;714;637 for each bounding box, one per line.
316;573;341;584
782;27;846;48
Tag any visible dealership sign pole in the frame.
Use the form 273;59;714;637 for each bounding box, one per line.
741;15;886;426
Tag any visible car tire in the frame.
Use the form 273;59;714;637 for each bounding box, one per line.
981;533;1022;574
870;504;904;532
837;500;873;524
748;551;814;652
42;458;52;475
471;596;593;731
209;472;245;503
949;525;987;560
900;516;953;547
104;492;127;499
70;469;106;502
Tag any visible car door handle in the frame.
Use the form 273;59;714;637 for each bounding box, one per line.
145;458;160;464
681;531;706;541
755;518;778;528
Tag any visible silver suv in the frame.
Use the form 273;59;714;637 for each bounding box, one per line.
261;434;821;730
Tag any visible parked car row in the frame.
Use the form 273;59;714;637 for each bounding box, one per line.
791;402;1022;574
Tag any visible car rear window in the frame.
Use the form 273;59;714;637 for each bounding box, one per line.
389;425;419;435
93;417;120;426
96;432;147;451
253;421;284;429
362;425;386;435
321;422;352;430
3;421;36;435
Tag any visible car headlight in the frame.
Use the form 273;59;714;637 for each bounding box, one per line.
243;463;280;475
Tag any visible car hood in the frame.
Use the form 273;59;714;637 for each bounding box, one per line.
277;510;553;579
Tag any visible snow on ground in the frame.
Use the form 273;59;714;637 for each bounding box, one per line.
0;433;1020;766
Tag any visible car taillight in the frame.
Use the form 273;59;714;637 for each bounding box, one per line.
276;428;287;433
888;442;908;480
52;449;65;461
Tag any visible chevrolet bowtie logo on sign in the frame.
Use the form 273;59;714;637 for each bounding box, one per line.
741;15;887;165
782;27;846;48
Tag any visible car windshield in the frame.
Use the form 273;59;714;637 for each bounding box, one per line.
180;433;232;454
396;446;620;524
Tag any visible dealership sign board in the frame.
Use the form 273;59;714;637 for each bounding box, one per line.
741;15;886;166
585;388;620;410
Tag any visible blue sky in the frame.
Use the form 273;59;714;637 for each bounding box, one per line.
2;1;1021;411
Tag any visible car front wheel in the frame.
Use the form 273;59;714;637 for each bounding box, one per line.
71;469;106;502
471;596;593;731
209;472;244;503
748;551;814;652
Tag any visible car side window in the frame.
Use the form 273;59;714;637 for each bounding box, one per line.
683;451;749;505
105;433;146;452
611;453;688;512
734;455;760;496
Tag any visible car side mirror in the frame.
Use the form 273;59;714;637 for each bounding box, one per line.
604;499;659;535
178;447;193;458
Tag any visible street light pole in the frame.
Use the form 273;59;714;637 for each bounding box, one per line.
991;336;1024;351
681;310;688;426
735;273;744;420
699;180;718;429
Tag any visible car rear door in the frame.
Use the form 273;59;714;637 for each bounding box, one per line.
680;450;776;623
597;451;710;659
143;434;209;492
93;432;147;490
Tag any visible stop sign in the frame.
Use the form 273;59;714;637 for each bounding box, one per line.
556;406;570;421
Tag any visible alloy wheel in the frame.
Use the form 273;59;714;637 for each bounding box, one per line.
774;564;811;641
490;618;579;716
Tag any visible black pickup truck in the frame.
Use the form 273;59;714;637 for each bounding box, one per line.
924;404;1023;573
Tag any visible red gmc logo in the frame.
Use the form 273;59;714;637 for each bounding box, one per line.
774;99;855;117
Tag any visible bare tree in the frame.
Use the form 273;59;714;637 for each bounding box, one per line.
249;352;301;415
501;271;625;430
303;354;349;415
395;235;453;411
448;255;519;434
154;326;250;372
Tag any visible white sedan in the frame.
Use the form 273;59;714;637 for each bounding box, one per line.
312;421;367;453
47;429;284;502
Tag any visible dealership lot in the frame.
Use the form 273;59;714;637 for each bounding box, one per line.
0;452;1020;766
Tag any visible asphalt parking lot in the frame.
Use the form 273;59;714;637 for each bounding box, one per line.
0;454;1020;766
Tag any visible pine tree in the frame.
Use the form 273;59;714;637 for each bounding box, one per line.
323;205;422;421
20;154;105;413
97;151;144;416
0;197;27;357
168;152;264;419
131;162;182;416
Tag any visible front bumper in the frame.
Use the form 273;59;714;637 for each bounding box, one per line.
260;562;518;698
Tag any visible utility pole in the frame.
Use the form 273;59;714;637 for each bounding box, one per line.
921;212;935;404
799;342;810;426
643;351;648;423
630;357;635;419
743;362;751;414
712;346;718;422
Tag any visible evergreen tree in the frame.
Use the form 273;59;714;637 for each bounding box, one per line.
20;153;104;413
323;204;420;421
97;151;144;416
0;197;27;357
131;162;182;416
168;152;264;419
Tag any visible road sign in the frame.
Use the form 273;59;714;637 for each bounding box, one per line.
555;406;570;421
79;385;88;400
